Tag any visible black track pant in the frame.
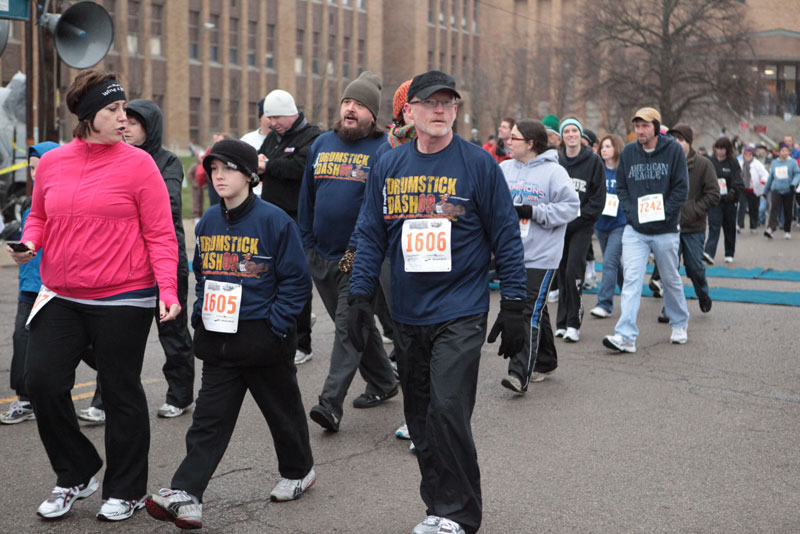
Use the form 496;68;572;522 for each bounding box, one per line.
171;358;313;501
556;226;593;330
395;313;486;534
508;268;557;386
26;298;153;499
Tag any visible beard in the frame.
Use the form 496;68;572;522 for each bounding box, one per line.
333;116;375;142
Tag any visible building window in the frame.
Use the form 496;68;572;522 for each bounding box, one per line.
357;38;365;73
150;3;164;56
439;0;445;26
266;24;276;70
210;98;221;132
249;100;259;130
327;33;336;76
229;17;239;64
473;0;478;33
188;10;199;59
189;97;201;143
295;29;305;74
358;0;365;8
247;21;257;66
428;50;434;70
342;36;351;78
209;14;220;62
450;0;456;27
127;0;139;54
312;31;321;74
439;51;445;70
428;0;434;23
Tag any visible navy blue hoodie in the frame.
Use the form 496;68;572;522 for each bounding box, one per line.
192;194;311;337
616;133;689;234
349;135;526;326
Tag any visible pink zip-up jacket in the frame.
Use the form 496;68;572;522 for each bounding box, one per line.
22;137;179;307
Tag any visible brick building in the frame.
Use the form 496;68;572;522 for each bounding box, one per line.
1;0;797;148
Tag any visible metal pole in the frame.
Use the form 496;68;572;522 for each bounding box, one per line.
25;0;34;197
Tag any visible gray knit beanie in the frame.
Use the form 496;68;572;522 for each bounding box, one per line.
342;71;382;119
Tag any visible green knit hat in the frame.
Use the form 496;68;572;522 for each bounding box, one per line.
342;71;382;119
542;114;560;136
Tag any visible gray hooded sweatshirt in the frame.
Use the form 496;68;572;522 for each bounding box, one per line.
500;149;580;269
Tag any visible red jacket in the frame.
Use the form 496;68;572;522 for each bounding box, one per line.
22;137;179;307
482;141;510;164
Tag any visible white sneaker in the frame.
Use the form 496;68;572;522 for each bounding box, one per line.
270;468;316;501
395;423;411;440
37;476;99;519
583;274;597;290
670;327;688;344
554;328;566;338
547;289;559;303
145;488;202;529
0;399;35;424
563;327;580;342
602;334;636;353
412;515;441;534
294;350;313;365
436;518;466;534
500;374;525;394
77;406;105;423
310;312;317;327
590;306;611;318
157;403;192;418
97;497;145;521
724;256;734;263
381;334;393;344
785;233;792;240
531;369;556;382
702;251;715;265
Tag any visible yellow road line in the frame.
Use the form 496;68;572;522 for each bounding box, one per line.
0;377;165;406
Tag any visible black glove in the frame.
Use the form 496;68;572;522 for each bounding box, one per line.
347;293;373;352
487;299;526;358
338;247;356;274
514;204;532;219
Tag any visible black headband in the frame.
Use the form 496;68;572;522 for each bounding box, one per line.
75;80;127;121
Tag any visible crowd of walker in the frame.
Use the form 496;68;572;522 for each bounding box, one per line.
2;64;799;534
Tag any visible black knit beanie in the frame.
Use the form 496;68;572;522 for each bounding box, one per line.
203;139;260;187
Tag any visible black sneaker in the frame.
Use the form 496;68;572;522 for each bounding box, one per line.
352;385;398;409
309;404;340;432
699;295;712;313
657;310;669;323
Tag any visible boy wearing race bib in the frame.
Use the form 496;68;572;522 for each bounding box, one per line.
145;139;315;529
603;107;690;353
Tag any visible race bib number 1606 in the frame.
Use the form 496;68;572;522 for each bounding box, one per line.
402;219;452;272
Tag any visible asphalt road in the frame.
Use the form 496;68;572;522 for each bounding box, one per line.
0;225;798;533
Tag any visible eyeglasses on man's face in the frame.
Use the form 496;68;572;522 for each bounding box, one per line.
408;98;459;109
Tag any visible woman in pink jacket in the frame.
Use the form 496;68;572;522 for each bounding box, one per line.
8;68;180;523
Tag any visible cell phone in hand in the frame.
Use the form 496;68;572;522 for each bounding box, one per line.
6;241;31;253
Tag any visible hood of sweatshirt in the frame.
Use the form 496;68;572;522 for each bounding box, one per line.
126;99;164;157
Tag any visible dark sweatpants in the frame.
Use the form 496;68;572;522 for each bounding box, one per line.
395;313;487;534
171;358;314;501
705;202;738;259
508;268;557;386
556;226;593;330
768;191;795;233
10;296;34;401
307;249;396;419
26;298;153;500
90;271;195;410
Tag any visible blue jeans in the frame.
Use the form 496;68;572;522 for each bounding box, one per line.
615;226;689;342
594;226;624;313
679;231;709;301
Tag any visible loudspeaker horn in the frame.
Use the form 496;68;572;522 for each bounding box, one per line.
0;20;9;57
40;1;114;69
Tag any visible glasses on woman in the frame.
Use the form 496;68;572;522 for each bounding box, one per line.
509;135;526;142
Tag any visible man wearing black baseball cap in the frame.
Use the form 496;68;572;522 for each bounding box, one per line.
348;70;527;534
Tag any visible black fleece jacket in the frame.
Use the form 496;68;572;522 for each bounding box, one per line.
126;99;188;275
558;145;606;233
258;113;322;216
